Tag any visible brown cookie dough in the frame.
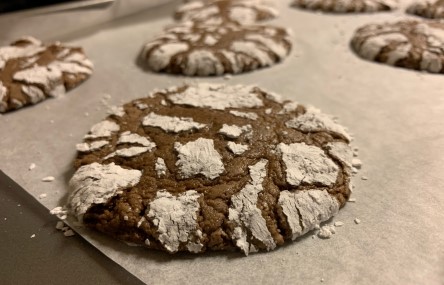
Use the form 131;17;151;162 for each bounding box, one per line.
292;0;397;13
407;0;444;19
0;36;93;113
67;83;356;255
140;21;291;76
351;20;444;73
174;0;278;25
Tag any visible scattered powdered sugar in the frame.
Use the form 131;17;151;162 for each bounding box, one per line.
286;107;351;141
227;141;249;155
147;190;203;253
278;189;339;240
168;83;263;110
175;138;225;180
68;162;141;220
28;163;36;170
277;142;339;186
142;112;206;133
228;159;276;255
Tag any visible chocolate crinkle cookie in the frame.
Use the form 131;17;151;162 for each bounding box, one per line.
174;0;278;25
66;83;356;255
140;21;291;76
0;36;93;113
292;0;398;13
351;20;444;73
407;0;444;19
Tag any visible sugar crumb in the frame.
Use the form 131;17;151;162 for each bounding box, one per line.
30;234;36;238
38;193;47;199
348;198;356;202
361;176;368;180
55;221;64;230
41;176;55;182
352;158;362;169
64;229;75;237
354;218;361;224
28;163;36;171
334;221;344;227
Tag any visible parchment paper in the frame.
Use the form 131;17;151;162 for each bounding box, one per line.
1;1;443;284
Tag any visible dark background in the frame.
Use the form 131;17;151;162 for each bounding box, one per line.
0;0;80;14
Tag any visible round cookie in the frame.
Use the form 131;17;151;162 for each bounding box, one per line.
351;20;444;73
140;21;291;76
407;0;444;19
292;0;397;13
174;0;278;25
0;36;93;113
67;83;355;255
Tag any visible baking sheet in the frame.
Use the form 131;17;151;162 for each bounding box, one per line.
1;0;444;284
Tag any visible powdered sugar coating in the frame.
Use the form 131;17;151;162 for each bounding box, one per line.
218;124;252;138
141;21;291;76
143;112;207;133
84;120;120;139
228;159;276;255
286;107;351;141
168;83;263;110
117;131;155;148
76;140;109;153
278;189;339;240
351;20;444;74
292;0;397;13
147;190;203;253
155;158;168;177
68;162;142;220
407;0;444;19
277;142;339;187
227;141;249;155
325;141;353;168
229;110;259;120
175;138;225;179
174;0;278;25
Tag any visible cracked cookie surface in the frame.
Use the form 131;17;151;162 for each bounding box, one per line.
0;36;93;113
140;21;291;76
407;0;444;19
351;20;444;73
68;83;355;255
292;0;397;13
174;0;278;25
